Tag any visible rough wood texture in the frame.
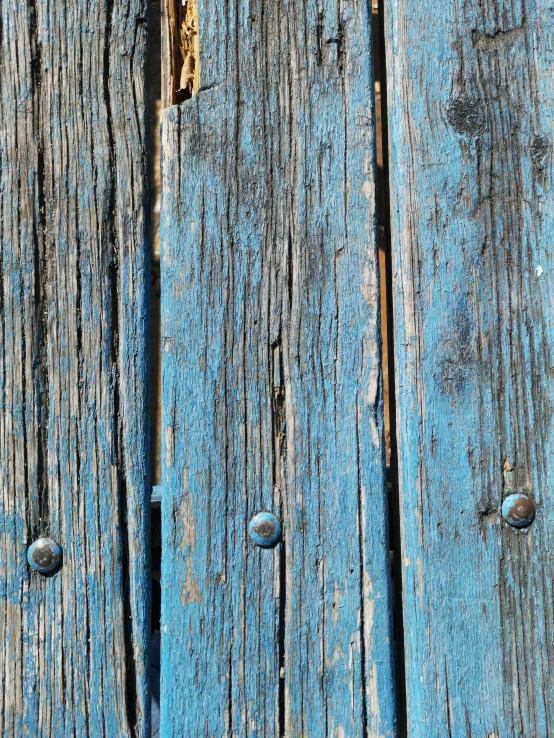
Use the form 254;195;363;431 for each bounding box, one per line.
386;0;554;734
0;1;151;735
160;0;397;735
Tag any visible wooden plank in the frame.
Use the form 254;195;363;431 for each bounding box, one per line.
386;0;554;734
0;0;151;735
160;0;397;735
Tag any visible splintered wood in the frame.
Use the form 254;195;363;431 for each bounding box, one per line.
168;0;199;104
178;0;199;96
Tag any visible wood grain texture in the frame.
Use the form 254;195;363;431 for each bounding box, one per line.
386;0;554;734
0;0;151;735
160;0;397;735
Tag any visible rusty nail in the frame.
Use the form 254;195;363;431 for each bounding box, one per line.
501;494;536;529
249;512;281;547
27;537;63;574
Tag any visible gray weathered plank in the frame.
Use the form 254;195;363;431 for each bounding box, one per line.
160;0;397;735
386;0;554;734
0;0;151;735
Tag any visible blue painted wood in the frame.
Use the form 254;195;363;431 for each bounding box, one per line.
0;0;151;734
160;1;397;735
386;0;554;734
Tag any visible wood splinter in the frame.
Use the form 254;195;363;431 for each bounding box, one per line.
176;0;199;101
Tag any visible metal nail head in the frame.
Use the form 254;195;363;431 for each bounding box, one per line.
27;537;63;574
502;494;536;529
249;512;281;547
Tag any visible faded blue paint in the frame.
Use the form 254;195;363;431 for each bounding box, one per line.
386;0;554;733
502;494;536;529
160;0;397;735
248;513;282;548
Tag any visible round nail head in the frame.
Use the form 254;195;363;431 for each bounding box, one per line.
249;512;281;547
502;494;536;529
27;537;63;574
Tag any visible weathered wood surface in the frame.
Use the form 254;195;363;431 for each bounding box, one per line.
0;1;151;735
386;0;554;734
160;0;397;735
